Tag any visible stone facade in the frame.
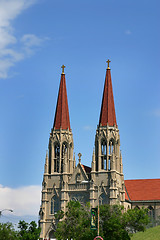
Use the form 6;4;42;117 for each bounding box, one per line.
39;64;126;239
39;64;160;239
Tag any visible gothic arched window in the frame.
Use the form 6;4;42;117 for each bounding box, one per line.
61;142;67;173
76;173;81;183
101;140;107;170
109;139;114;155
51;195;59;214
54;143;60;172
148;205;154;219
108;139;114;170
69;143;72;159
49;230;55;239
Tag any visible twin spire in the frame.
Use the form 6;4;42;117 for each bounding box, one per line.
99;60;117;127
53;61;117;131
53;65;71;130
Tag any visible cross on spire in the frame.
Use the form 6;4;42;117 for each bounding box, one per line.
106;59;111;69
53;68;71;130
61;65;66;74
99;61;117;127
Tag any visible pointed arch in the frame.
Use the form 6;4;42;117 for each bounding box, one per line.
49;230;55;238
54;142;60;172
69;142;73;159
108;138;115;170
109;138;114;155
148;205;154;219
101;139;107;170
51;195;60;214
61;141;68;173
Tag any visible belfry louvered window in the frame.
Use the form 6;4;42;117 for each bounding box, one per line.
54;144;60;172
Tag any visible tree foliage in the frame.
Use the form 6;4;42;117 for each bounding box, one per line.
124;207;150;233
0;220;40;240
55;201;96;240
55;201;150;240
18;220;41;240
99;205;149;240
99;204;130;240
0;222;18;240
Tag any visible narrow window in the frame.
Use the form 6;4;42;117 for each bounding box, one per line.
54;144;60;172
51;195;59;214
51;197;54;214
101;140;107;170
109;140;114;155
69;143;72;159
148;206;154;219
61;142;67;173
108;157;111;170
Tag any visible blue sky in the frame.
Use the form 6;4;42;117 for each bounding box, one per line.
0;0;159;222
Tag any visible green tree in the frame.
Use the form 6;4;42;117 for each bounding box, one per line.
124;207;150;233
100;205;150;240
0;222;18;240
55;201;150;240
99;204;130;240
18;220;41;240
55;201;96;240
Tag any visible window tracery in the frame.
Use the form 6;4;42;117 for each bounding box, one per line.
101;139;107;170
54;143;60;172
51;195;59;214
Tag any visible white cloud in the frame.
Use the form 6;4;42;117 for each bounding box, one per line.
0;0;47;79
0;185;41;216
21;34;49;56
21;34;43;48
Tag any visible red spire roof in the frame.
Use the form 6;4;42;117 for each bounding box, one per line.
53;73;71;130
99;68;117;127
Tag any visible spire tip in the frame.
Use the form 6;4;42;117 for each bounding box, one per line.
106;59;111;69
61;65;66;74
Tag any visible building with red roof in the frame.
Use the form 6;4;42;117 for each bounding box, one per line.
39;62;160;239
124;179;160;219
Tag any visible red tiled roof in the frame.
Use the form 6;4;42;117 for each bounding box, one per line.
125;179;160;201
82;165;91;174
125;189;129;201
53;73;71;130
99;68;117;127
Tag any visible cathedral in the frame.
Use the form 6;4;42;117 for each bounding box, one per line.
39;61;160;239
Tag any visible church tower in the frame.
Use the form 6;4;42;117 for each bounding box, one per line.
91;60;125;205
39;61;125;239
39;66;75;239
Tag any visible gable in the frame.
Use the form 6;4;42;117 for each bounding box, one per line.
69;163;88;184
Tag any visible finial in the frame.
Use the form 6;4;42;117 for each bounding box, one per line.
61;65;66;74
106;59;111;69
78;153;82;163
